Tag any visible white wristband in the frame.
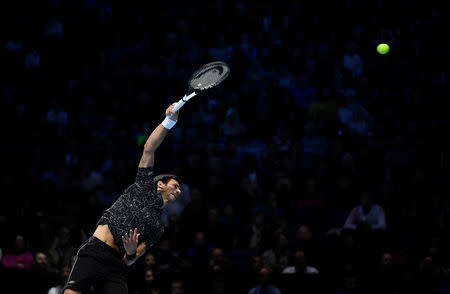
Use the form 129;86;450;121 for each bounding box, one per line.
161;116;177;130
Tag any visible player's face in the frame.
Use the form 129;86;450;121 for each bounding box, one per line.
160;179;181;203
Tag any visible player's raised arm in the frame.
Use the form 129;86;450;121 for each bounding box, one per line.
138;103;179;168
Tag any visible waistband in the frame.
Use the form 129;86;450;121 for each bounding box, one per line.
82;236;123;260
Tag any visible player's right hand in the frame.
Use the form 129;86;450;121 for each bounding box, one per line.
165;103;179;121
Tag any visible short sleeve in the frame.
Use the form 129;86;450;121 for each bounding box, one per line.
135;167;154;188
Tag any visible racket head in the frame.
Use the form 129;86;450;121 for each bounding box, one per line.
188;61;230;91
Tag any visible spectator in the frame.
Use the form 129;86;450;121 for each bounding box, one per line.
333;271;361;294
337;88;373;136
205;207;233;251
281;249;320;294
170;280;185;294
282;249;319;275
299;121;328;169
135;269;161;294
297;176;324;213
248;267;282;294
29;251;59;293
47;263;71;294
1;234;34;292
1;234;34;270
261;232;291;272
155;239;179;274
342;40;363;81
372;251;403;294
344;191;387;231
219;107;246;141
48;225;77;268
208;247;233;294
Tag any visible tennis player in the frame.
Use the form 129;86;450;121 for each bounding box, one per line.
64;104;182;294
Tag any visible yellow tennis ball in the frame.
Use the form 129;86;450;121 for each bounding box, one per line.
377;43;390;55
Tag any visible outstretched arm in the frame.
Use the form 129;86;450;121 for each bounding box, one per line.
139;103;179;168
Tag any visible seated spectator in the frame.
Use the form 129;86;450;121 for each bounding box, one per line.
248;267;282;294
205;207;233;251
29;251;58;293
186;232;213;271
48;225;77;268
47;263;71;294
1;234;35;292
337;88;373;136
241;255;263;291
342;40;363;80
262;232;291;272
333;270;361;294
1;234;34;271
373;251;403;294
236;32;257;62
219;107;246;141
297;176;324;213
280;249;321;294
288;73;316;110
208;247;233;294
135;269;161;294
344;191;387;231
299;121;328;168
155;239;179;274
282;249;319;275
170;279;185;294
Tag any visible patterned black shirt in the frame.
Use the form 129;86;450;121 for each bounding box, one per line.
97;167;164;255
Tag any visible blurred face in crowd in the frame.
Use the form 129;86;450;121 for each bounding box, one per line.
212;248;225;265
296;225;312;241
61;265;71;284
144;269;155;284
251;255;262;271
15;234;25;249
144;253;156;268
159;239;170;252
35;252;48;269
208;208;220;223
194;232;206;248
381;252;393;265
258;267;271;285
295;250;306;267
59;227;71;246
278;233;289;250
171;281;184;294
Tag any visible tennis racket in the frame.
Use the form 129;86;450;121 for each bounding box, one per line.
169;61;230;117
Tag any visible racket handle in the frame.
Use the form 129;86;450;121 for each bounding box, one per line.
172;92;197;112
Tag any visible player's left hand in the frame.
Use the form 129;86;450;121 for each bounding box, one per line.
122;228;140;255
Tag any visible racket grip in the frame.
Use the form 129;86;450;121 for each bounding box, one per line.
172;92;197;112
172;99;186;112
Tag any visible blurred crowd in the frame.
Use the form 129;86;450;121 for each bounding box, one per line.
0;0;449;293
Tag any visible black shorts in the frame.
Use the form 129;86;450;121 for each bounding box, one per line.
63;236;129;294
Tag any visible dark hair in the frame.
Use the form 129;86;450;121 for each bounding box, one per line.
153;174;182;187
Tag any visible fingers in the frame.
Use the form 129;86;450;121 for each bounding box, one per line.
165;103;179;117
123;228;140;244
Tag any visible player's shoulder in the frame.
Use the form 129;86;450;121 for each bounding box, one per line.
135;167;154;185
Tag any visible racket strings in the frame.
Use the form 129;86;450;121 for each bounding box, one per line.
189;62;230;91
